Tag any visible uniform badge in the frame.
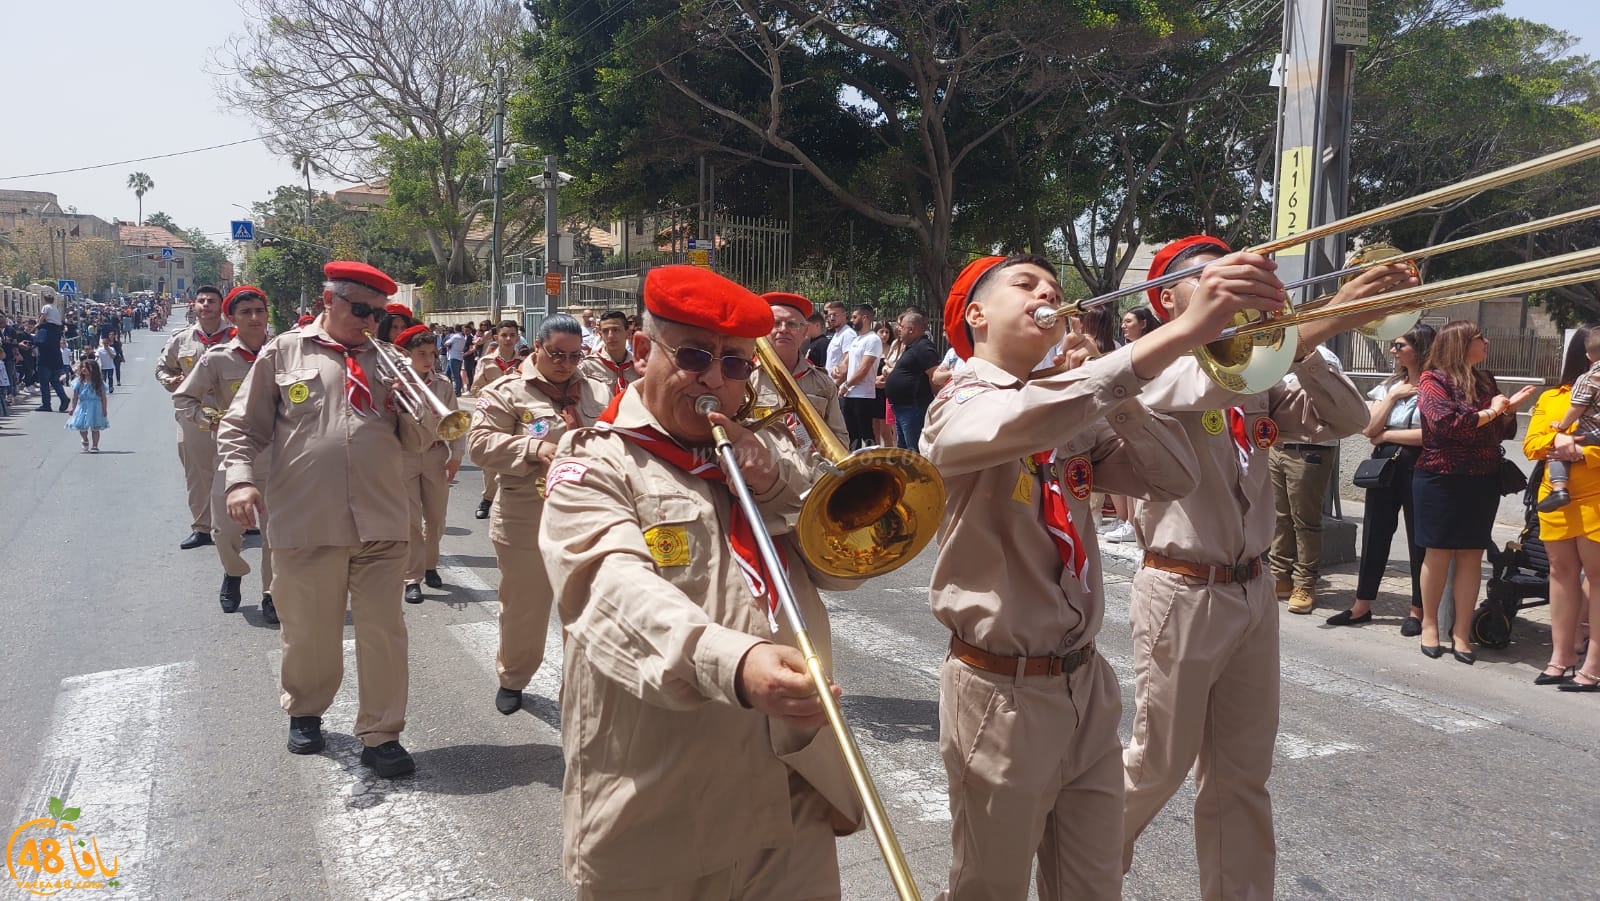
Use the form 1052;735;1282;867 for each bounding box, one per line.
1063;455;1094;500
229;380;243;396
1252;416;1279;449
180;355;196;371
644;525;691;567
527;417;553;438
519;410;534;424
287;383;310;404
952;385;986;405
1012;465;1033;504
545;461;588;492
1201;410;1226;435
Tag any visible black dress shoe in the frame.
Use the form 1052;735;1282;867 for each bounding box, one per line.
219;575;243;613
287;716;325;754
1452;648;1476;665
1535;665;1574;686
496;687;523;715
1400;616;1423;638
261;594;279;625
404;583;424;604
1558;671;1600;692
474;499;491;520
1421;644;1446;659
180;531;213;550
360;741;416;778
244;528;260;536
1326;609;1372;626
424;569;443;589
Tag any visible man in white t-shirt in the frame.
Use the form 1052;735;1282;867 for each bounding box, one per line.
441;327;469;396
824;301;856;386
839;304;882;449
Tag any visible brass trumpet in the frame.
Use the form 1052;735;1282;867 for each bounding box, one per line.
363;330;472;441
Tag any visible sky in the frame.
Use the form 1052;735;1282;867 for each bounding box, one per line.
0;0;1594;245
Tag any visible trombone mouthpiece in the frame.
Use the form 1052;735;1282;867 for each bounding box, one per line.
1033;307;1062;329
695;395;722;416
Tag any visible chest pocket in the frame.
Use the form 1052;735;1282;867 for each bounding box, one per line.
636;494;710;605
275;368;323;417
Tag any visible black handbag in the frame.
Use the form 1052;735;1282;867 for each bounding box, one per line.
1352;455;1397;489
1498;454;1529;497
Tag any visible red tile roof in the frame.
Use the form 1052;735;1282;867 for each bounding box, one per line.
116;224;192;250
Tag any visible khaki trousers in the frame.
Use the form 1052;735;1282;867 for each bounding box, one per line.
494;536;555;691
937;653;1124;901
210;469;271;589
406;449;451;582
273;542;409;747
176;420;217;532
1266;446;1334;590
1122;567;1279;900
576;775;840;901
482;468;498;502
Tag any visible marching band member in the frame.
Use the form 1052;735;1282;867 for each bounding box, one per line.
578;309;642;396
751;291;848;454
377;302;417;344
173;285;276;623
1122;237;1412;898
157;285;234;550
218;261;438;777
922;251;1284;900
397;323;464;604
471;319;525;520
539;266;862;899
468;314;606;716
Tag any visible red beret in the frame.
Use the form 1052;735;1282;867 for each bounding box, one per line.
644;266;771;339
222;284;267;317
761;291;813;320
943;256;1006;361
1146;236;1230;320
324;260;397;297
384;302;415;319
393;323;433;348
296;314;316;327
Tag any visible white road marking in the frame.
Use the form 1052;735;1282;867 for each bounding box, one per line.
448;620;565;731
1280;659;1502;734
12;662;195;901
1275;732;1363;760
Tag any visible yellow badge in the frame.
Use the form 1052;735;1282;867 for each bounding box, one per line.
287;382;310;404
1012;466;1033;504
229;380;243;396
519;410;534;423
179;355;196;371
644;525;690;567
1202;410;1226;435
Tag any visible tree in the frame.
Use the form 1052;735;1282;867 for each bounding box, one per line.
215;0;526;284
144;211;179;233
126;172;154;226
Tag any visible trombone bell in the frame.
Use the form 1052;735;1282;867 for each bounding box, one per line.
1193;309;1301;395
1342;244;1422;342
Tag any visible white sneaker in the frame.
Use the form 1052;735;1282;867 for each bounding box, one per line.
1097;518;1121;534
1104;521;1136;543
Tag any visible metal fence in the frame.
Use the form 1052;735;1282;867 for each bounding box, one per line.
1339;330;1562;381
712;214;791;293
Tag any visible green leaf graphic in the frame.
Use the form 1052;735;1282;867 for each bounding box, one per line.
61;808;80;822
77;841;85;848
48;797;63;819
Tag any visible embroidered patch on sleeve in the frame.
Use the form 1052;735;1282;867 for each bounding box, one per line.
544;461;589;492
952;385;987;404
1064;455;1094;500
1252;416;1279;449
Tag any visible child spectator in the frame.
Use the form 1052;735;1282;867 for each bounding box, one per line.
95;336;118;393
65;359;109;452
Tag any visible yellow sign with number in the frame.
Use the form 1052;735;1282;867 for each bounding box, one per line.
1274;146;1313;257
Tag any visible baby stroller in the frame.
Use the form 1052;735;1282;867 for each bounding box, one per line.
1476;460;1551;648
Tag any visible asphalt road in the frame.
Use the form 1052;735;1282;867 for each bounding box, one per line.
1;345;1596;900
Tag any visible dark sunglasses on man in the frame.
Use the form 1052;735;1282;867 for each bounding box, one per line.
336;291;385;320
647;335;758;381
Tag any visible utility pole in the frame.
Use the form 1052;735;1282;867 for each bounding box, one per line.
489;67;506;322
545;153;561;316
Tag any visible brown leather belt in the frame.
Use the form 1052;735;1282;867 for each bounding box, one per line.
1142;550;1263;584
949;635;1095;679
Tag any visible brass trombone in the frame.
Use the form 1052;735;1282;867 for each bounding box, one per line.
363;330;472;441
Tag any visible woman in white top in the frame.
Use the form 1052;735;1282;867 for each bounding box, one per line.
1328;323;1436;632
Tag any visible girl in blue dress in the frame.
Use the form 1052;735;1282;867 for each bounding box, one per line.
65;358;109;452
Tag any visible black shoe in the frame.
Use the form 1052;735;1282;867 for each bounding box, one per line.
1452;648;1476;665
287;716;325;754
261;593;279;625
244;528;260;536
1326;608;1372;626
359;741;415;778
1558;671;1600;692
219;575;243;613
1535;665;1574;686
180;531;213;550
474;499;491;520
1400;615;1423;638
1421;644;1446;659
495;687;523;715
1537;488;1572;513
35;406;51;413
404;583;424;604
424;569;443;589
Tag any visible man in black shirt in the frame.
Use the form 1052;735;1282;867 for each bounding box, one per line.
884;309;940;449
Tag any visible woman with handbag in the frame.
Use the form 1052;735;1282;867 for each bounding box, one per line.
1522;325;1600;689
1328;323;1435;632
1413;321;1538;664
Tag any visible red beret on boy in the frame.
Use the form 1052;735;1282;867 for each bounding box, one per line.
761;291;813;319
222;284;266;317
296;314;316;327
393;323;433;348
324;260;398;297
644;266;771;339
942;255;1006;361
1146;236;1230;320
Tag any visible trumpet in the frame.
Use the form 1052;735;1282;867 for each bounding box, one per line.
363;330;472;442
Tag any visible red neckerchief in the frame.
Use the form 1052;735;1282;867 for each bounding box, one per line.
1031;450;1089;588
599;402;786;633
1225;407;1252;473
591;348;632;396
196;325;236;347
235;347;258;363
486;353;520;375
308;335;375;416
530;376;583;430
783;358;816;453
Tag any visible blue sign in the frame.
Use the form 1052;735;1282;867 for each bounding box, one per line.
687;238;698;250
230;220;255;241
56;279;76;295
161;246;174;261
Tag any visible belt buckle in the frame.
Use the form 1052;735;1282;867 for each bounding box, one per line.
1231;562;1254;583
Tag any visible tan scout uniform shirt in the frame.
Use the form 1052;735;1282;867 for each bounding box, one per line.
1135;353;1369;563
538;389;862;892
578;347;642;396
751;357;849;455
216;322;437;549
157;324;235;393
405;373;466;477
469;358;607;549
172;336;264;431
922;347;1201;655
473;351;524;393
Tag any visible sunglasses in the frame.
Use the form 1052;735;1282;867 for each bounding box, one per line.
337;293;383;320
1390;341;1409;350
542;348;585;364
648;335;757;381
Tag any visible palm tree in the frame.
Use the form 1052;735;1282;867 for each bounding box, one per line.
288;150;320;227
126;172;154;226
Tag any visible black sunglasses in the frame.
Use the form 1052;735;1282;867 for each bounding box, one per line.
648;335;757;381
337;293;383;320
541;348;585;364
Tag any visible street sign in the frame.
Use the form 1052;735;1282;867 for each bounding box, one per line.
688;249;711;269
687;238;698;250
1333;0;1369;47
56;280;76;295
230;220;255;241
545;272;562;296
161;246;174;261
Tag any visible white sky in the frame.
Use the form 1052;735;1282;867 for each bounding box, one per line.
0;0;1592;243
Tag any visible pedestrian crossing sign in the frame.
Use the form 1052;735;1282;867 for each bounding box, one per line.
230;220;255;241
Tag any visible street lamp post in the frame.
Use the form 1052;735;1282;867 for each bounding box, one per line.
489;67;506;323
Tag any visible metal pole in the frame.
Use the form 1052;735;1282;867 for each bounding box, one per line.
787;168;795;290
490;68;506;322
545;154;560;316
